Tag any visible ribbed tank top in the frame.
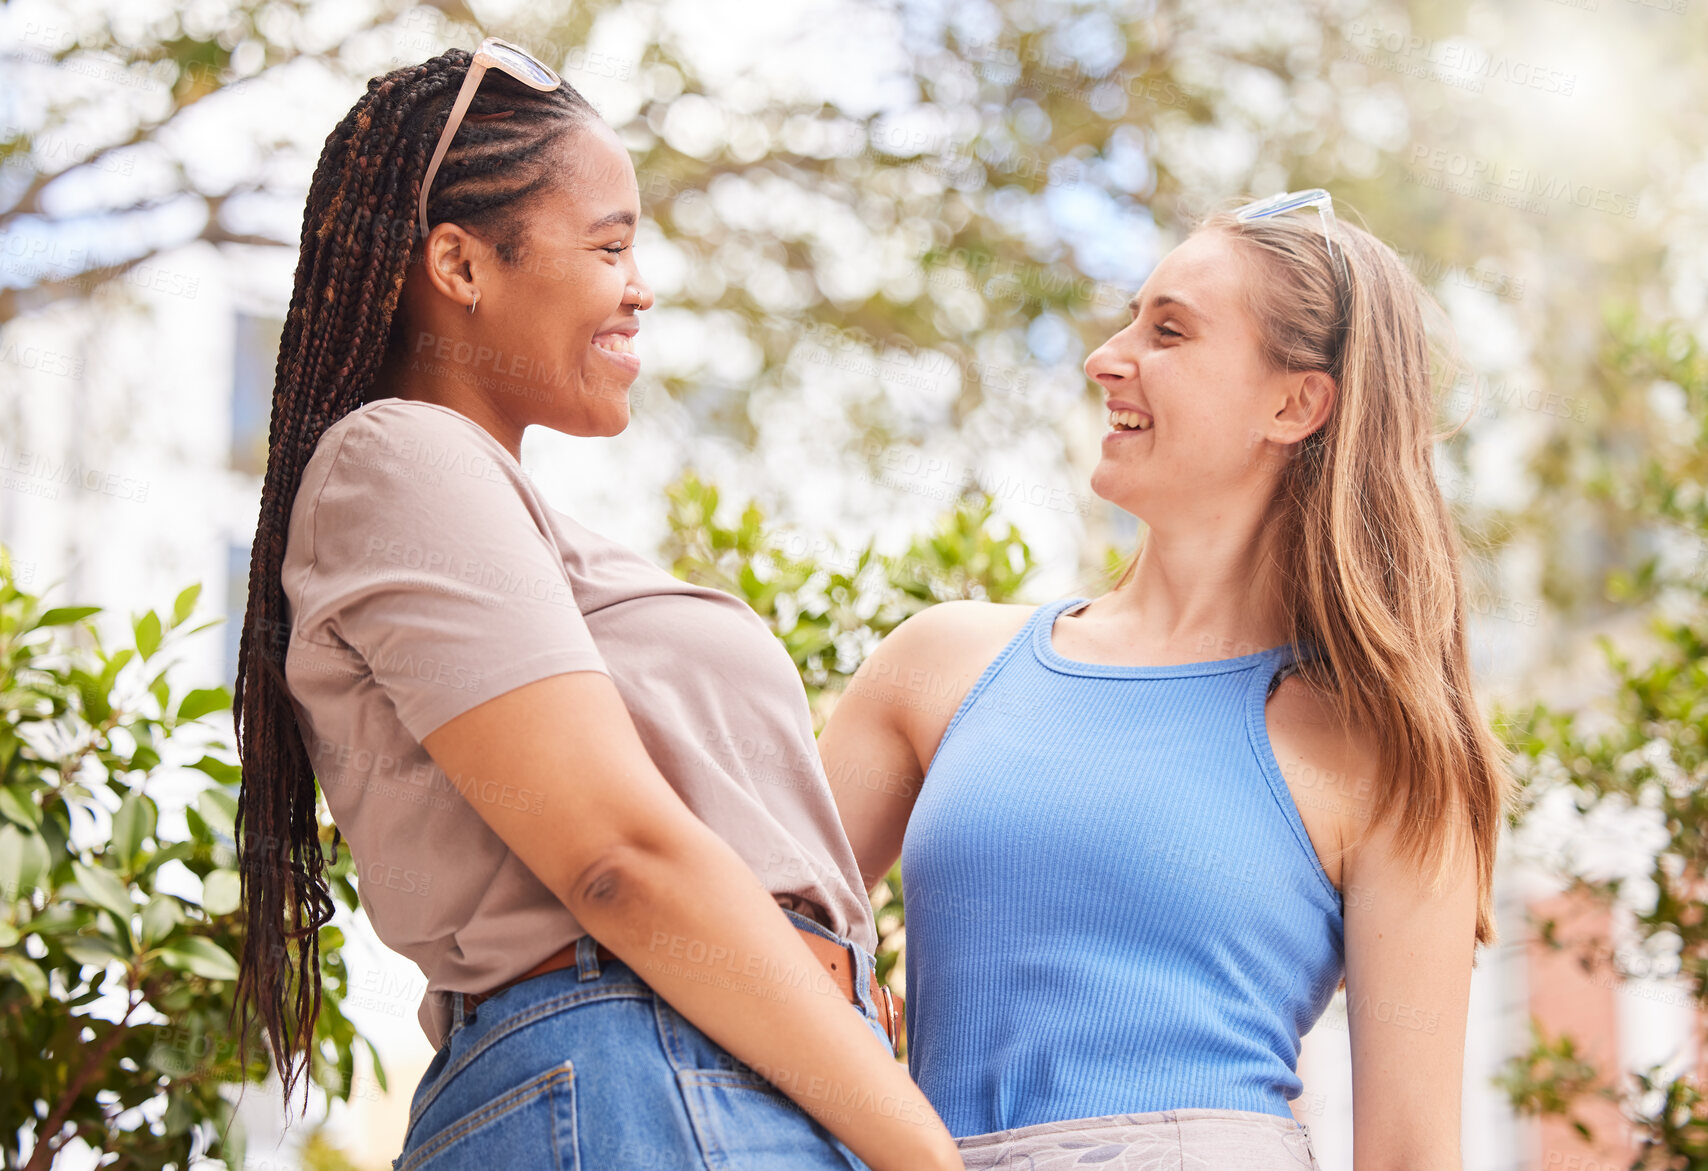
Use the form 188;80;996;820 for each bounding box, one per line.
900;597;1346;1138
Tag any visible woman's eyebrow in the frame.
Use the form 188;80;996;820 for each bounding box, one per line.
586;210;636;233
1130;291;1199;318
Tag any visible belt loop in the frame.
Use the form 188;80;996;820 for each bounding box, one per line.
575;933;603;981
879;984;899;1053
850;941;898;1052
449;989;468;1033
853;941;876;1012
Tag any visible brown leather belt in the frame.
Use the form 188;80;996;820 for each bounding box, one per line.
464;924;901;1052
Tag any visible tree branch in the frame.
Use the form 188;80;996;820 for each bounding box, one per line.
0;0;518;327
0;185;292;325
0;0;475;225
21;977;147;1171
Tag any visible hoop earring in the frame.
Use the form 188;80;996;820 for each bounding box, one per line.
468;290;480;315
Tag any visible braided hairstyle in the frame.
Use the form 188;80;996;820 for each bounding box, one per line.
232;48;593;1108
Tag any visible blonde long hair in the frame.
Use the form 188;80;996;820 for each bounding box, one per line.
1112;206;1511;946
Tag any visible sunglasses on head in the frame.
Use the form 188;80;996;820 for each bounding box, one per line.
417;38;562;242
1233;187;1352;290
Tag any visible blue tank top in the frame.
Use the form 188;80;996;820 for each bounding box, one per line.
900;597;1345;1137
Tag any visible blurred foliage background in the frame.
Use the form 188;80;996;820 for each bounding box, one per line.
4;0;1708;1166
0;559;375;1170
3;0;1703;599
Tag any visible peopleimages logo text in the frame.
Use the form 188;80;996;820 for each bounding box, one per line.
1409;147;1640;218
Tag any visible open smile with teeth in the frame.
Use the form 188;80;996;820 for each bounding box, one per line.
1109;409;1153;431
592;334;635;355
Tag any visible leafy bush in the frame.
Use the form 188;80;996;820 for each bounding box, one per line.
1495;318;1708;1165
664;469;1039;715
0;550;376;1170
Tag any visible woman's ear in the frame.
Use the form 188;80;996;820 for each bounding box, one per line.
420;222;485;313
1273;369;1336;444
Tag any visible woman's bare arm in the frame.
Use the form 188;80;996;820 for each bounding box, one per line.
818;601;1021;892
1340;753;1478;1170
817;624;932;892
421;670;963;1171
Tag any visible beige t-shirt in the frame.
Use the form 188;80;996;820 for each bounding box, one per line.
279;398;876;1047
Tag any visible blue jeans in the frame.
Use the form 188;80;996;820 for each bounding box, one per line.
393;908;895;1170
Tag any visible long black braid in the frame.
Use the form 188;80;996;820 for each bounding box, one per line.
232;48;593;1109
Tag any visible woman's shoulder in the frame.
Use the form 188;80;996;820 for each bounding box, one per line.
881;599;1040;664
1264;666;1388;860
854;600;1042;770
315;398;519;472
853;600;1038;707
282;400;556;612
289;399;539;544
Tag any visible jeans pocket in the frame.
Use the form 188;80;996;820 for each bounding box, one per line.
398;1061;579;1171
675;1067;865;1171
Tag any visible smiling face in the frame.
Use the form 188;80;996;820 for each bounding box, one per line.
481;119;653;435
1084;227;1334;522
403;116;653;440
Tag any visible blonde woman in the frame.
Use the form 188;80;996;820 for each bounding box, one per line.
819;191;1509;1169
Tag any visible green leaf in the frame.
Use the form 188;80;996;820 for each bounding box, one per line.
196;788;238;838
189;754;242;786
158;936;240;981
0;953;48;1004
161;1088;198;1133
149;670;171;712
25;901;86;939
134;611;163;660
0;786;38;830
201;869;241;917
147;1037;206;1080
176;686;231;723
171;583;202;628
61;934;129;966
362;1036;390;1093
37;605;100;627
140;893;183;946
72;668;113;724
214;1096;248;1164
112;791;156;865
99;647;135;691
70;861;135;920
140;840;194;878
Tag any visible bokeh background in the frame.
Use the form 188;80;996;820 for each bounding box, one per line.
4;0;1708;1167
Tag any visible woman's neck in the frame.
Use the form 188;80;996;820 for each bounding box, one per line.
1098;516;1291;660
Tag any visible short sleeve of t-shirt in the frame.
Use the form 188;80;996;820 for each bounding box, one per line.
288;400;609;742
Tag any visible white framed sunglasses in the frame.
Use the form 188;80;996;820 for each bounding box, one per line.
416;37;563;241
1233;187;1352;289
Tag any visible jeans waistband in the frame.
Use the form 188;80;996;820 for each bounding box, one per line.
445;905;885;1038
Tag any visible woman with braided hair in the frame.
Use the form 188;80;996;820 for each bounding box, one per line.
233;42;961;1171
